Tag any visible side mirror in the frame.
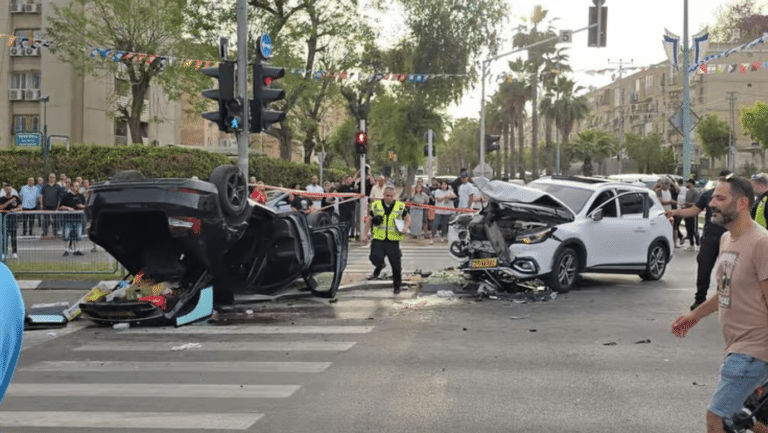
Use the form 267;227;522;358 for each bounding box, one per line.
590;209;604;222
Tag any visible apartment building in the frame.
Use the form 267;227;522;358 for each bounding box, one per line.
580;43;768;175
1;0;182;150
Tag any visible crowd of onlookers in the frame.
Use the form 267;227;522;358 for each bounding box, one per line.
247;168;482;244
0;173;92;259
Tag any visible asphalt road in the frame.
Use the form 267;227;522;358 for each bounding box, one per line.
1;246;726;432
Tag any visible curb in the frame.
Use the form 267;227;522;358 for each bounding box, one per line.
18;280;119;290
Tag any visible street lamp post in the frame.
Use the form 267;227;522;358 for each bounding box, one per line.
38;95;50;175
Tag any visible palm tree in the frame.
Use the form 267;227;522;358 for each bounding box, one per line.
513;5;559;180
539;91;556;175
552;77;589;173
506;58;530;180
539;51;572;175
568;129;617;176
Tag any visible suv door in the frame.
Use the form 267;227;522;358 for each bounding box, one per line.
617;190;653;264
583;189;639;267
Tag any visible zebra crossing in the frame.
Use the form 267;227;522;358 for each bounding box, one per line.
0;324;374;431
345;243;456;275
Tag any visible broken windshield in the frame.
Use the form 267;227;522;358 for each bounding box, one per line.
526;182;594;214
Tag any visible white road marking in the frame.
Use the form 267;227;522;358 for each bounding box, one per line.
117;325;374;334
73;341;356;352
21;360;332;373
0;411;262;430
6;383;300;398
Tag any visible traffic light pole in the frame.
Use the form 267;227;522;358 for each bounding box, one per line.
236;0;249;178
359;119;367;241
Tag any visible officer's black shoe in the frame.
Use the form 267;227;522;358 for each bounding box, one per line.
393;287;401;294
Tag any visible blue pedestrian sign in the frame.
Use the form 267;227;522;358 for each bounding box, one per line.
258;33;273;59
15;132;41;147
230;117;240;130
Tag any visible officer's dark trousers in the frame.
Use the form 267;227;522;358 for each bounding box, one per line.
695;231;722;304
369;239;402;289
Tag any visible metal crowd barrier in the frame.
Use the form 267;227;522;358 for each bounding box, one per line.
0;211;120;275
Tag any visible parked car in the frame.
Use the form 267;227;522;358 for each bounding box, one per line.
80;165;348;326
607;173;661;189
448;176;674;293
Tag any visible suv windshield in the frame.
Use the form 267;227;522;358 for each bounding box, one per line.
527;182;594;214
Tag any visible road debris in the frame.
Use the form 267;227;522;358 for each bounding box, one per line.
112;322;129;330
510;314;531;320
603;342;617;346
634;339;651;344
436;290;455;298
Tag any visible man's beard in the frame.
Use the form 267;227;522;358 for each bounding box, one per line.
711;204;738;226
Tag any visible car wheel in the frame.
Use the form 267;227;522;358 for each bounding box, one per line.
547;247;579;293
640;241;667;281
306;212;332;228
210;165;247;217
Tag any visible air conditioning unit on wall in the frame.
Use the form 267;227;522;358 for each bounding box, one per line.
24;47;40;56
23;3;40;13
9;47;23;57
24;89;40;101
9;2;23;13
8;90;23;101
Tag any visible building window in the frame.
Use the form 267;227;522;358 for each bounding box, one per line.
9;72;41;90
115;120;128;145
13;28;41;47
13;115;40;133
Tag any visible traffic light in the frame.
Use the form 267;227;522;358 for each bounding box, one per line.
424;145;436;157
225;98;244;132
355;131;368;154
485;134;500;153
250;61;286;133
588;5;608;47
201;61;235;132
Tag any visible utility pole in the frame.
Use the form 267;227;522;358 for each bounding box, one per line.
727;91;737;172
608;58;632;174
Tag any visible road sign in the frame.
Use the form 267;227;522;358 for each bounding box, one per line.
258;33;273;59
423;130;436;142
15;132;41;147
559;30;572;43
668;107;701;135
593;0;605;5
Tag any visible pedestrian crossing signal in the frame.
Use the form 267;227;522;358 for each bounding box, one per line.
355;131;368;154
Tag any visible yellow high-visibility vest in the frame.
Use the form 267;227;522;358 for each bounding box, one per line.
371;201;406;241
756;195;767;228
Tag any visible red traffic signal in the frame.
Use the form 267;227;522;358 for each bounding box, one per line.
355;131;368;154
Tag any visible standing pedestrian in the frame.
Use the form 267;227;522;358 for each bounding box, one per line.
19;177;40;236
337;175;358;237
0;183;22;260
363;185;411;294
0;261;23;406
751;173;768;228
369;175;387;201
431;181;456;244
250;181;267;205
409;183;429;239
40;173;62;238
306;175;323;210
427;178;439;236
58;181;86;256
671;174;768;433
457;172;475;210
682;178;701;251
668;170;732;310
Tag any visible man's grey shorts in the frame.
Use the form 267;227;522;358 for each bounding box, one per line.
709;353;768;418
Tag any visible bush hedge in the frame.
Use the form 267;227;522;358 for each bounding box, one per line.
0;144;352;189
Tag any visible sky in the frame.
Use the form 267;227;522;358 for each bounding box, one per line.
438;0;739;120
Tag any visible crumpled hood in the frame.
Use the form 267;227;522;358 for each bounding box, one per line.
473;177;575;222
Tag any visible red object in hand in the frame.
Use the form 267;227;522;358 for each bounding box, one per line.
138;295;167;310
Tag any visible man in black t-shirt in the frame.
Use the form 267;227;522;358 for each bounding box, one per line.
337;175;358;236
58;182;86;256
0;183;22;260
40;173;63;237
668;170;732;310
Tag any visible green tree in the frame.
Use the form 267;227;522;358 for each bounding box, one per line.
741;101;768;148
549;77;588;174
513;5;559;179
711;0;767;43
46;0;211;144
696;113;731;168
442;118;479;175
567;129;616;177
624;132;668;174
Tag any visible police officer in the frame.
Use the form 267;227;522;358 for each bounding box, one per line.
363;185;411;294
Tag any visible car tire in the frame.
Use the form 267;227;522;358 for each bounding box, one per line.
547;247;579;294
640;241;667;281
210;165;247;217
306;212;332;228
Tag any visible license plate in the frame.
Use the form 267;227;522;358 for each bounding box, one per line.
470;258;497;269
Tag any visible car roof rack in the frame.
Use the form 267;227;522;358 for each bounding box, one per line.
545;175;610;184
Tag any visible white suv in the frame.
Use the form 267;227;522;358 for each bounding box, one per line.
448;176;674;293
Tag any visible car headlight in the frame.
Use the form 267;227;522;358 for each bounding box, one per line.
515;227;555;244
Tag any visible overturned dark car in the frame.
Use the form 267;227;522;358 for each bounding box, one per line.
79;165;349;326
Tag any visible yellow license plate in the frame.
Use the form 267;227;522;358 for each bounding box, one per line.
470;258;497;269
